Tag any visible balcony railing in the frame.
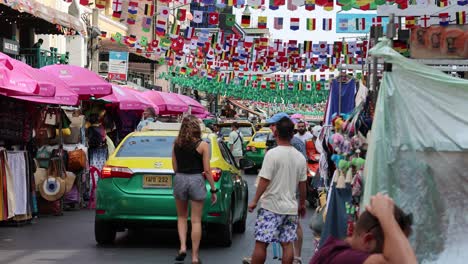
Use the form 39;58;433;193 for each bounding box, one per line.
16;48;69;68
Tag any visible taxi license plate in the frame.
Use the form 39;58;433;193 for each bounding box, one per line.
143;175;172;188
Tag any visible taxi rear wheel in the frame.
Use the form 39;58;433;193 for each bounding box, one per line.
233;190;248;234
95;220;116;245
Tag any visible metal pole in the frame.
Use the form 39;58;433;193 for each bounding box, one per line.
372;26;378;93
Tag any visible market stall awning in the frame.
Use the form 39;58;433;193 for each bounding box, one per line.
12;76;79;106
100;85;159;111
0;0;86;36
176;94;206;114
41;65;112;98
144;90;188;115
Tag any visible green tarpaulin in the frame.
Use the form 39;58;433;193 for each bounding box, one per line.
362;38;468;263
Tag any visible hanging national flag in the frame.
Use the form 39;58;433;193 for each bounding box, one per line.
79;0;89;5
248;0;262;7
456;11;466;24
303;40;313;53
236;0;246;7
304;0;315;11
405;16;416;28
226;14;236;27
127;13;137;25
322;18;332;31
269;0;279;9
338;18;349;31
159;6;170;19
142;17;152;33
439;13;450;26
208;12;219;25
100;31;107;38
193;11;204;24
241;15;251;27
306;18;316;30
170;22;180;38
436;0;448;7
95;0;106;9
305;82;312;90
184;26;195;40
372;16;382;26
177;9;187;21
203;0;215;5
128;1;138;14
355;18;365;30
288;82;295;90
290;18;300;30
258;16;267;29
287;0;298;10
458;0;468;5
112;11;122;21
156;20;167;36
274;17;283;29
144;3;154;16
112;0;123;12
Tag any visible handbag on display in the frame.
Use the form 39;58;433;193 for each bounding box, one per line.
67;148;86;171
65;171;77;193
36;146;52;168
39;158;66;202
44;109;58;126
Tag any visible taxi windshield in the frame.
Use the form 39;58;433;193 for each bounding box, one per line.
220;126;254;137
116;136;176;157
252;133;269;142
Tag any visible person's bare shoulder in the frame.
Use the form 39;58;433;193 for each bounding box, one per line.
364;254;387;264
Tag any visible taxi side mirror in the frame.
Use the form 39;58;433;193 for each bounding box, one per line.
239;158;255;170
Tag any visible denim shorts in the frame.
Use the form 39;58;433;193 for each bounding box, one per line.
173;173;207;201
254;208;298;243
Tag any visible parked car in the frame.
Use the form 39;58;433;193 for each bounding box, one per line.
95;123;253;247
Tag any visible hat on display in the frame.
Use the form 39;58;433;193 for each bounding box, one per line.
266;112;290;124
40;176;66;201
312;125;323;137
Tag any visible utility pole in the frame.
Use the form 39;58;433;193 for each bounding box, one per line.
90;8;100;73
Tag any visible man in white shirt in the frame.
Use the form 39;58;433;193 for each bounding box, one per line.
294;121;313;143
248;116;307;264
228;122;243;164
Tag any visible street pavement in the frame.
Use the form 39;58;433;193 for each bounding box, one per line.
0;173;316;264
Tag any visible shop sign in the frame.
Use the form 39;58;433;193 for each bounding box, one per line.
410;25;468;59
108;51;129;81
1;38;20;55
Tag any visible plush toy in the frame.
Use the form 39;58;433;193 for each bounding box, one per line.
352;157;366;170
331;154;344;166
342;139;352;156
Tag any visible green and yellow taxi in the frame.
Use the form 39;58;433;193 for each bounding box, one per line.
218;121;255;147
244;128;272;169
95;123;253;247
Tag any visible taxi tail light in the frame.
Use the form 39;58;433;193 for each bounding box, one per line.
211;168;222;182
246;146;256;152
101;166;133;179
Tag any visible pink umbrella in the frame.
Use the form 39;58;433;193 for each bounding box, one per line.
176;94;206;114
6;55;56;97
12;76;79;106
41;65;112;98
144;90;188;115
101;85;159;112
0;53;40;96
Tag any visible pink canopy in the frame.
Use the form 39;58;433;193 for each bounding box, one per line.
144;90;189;115
12;76;79;106
41;65;112;97
101;85;159;112
0;53;40;96
176;94;206;114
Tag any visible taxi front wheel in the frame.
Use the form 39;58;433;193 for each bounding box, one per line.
95;220;116;245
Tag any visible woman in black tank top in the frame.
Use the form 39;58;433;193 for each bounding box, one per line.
172;115;217;264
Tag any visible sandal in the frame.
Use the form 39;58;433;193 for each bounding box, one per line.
175;251;187;262
192;259;202;264
293;257;302;264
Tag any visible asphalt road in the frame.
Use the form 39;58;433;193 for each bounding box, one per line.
0;173;316;264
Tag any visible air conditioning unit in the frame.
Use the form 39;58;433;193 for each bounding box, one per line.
98;61;109;73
